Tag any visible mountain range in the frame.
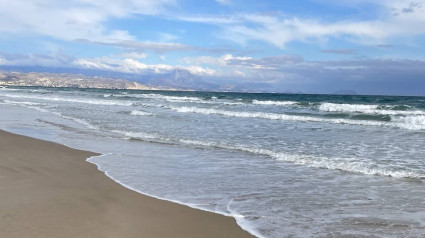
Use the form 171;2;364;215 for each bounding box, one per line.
0;66;265;92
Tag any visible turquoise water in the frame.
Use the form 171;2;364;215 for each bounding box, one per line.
1;86;425;237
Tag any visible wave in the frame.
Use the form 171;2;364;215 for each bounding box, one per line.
113;130;159;140
251;100;424;117
319;103;424;116
130;110;154;116
27;107;422;181
1;99;51;113
158;95;242;105
106;93;242;105
392;115;425;130
170;106;425;130
169;139;425;179
54;113;101;131
107;129;425;179
85;154;264;238
3;100;44;106
252;100;319;107
0;93;133;106
0;87;18;91
171;106;325;121
252;100;297;106
350;114;391;122
106;93;201;101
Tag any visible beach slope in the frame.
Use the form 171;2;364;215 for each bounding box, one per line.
0;130;254;238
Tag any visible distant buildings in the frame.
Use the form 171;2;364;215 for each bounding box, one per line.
0;71;163;90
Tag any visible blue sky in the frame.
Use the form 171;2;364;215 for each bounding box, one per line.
0;0;424;95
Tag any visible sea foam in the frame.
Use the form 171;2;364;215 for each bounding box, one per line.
252;100;297;106
170;106;424;130
130;110;154;116
115;132;425;179
319;102;424;116
1;93;133;106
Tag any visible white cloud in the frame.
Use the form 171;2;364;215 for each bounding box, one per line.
182;54;304;78
182;54;256;77
83;40;199;53
1;0;424;53
73;57;173;73
177;0;425;48
183;54;252;67
72;56;216;76
0;0;175;41
218;15;405;48
185;65;216;76
1;51;423;95
67;55;425;95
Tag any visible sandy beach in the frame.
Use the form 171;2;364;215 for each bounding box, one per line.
0;129;254;238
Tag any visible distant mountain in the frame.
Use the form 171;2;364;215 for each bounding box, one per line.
0;65;140;80
0;65;251;92
136;69;220;91
0;71;162;90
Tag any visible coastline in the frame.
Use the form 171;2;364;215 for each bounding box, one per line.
0;129;255;238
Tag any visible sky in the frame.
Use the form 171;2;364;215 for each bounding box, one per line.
0;0;424;95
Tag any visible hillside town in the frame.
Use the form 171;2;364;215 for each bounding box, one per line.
0;71;161;90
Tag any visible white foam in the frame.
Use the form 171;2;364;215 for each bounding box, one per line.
85;154;264;237
57;114;100;131
170;106;425;130
157;95;242;105
130;110;153;116
0;93;133;106
118;93;202;102
109;93;242;105
2;100;50;113
0;87;18;90
392;115;425;130
111;130;161;140
319;102;424;115
226;200;266;238
3;100;44;106
178;139;425;179
171;106;324;121
252;100;297;106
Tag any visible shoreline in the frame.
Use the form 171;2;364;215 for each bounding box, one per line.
0;129;255;238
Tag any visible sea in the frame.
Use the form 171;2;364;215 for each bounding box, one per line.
1;86;425;237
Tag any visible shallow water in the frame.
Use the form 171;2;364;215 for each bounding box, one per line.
1;86;425;237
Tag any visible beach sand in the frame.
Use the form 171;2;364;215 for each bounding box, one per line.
0;129;254;238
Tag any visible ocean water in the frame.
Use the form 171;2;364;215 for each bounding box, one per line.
1;86;425;237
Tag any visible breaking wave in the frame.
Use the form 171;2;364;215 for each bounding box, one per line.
1;93;133;106
105;93;242;105
130;110;154;116
107;129;425;179
170;106;425;130
1;100;50;113
318;103;424;115
252;100;297;106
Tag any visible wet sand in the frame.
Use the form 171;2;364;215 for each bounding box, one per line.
0;129;254;238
